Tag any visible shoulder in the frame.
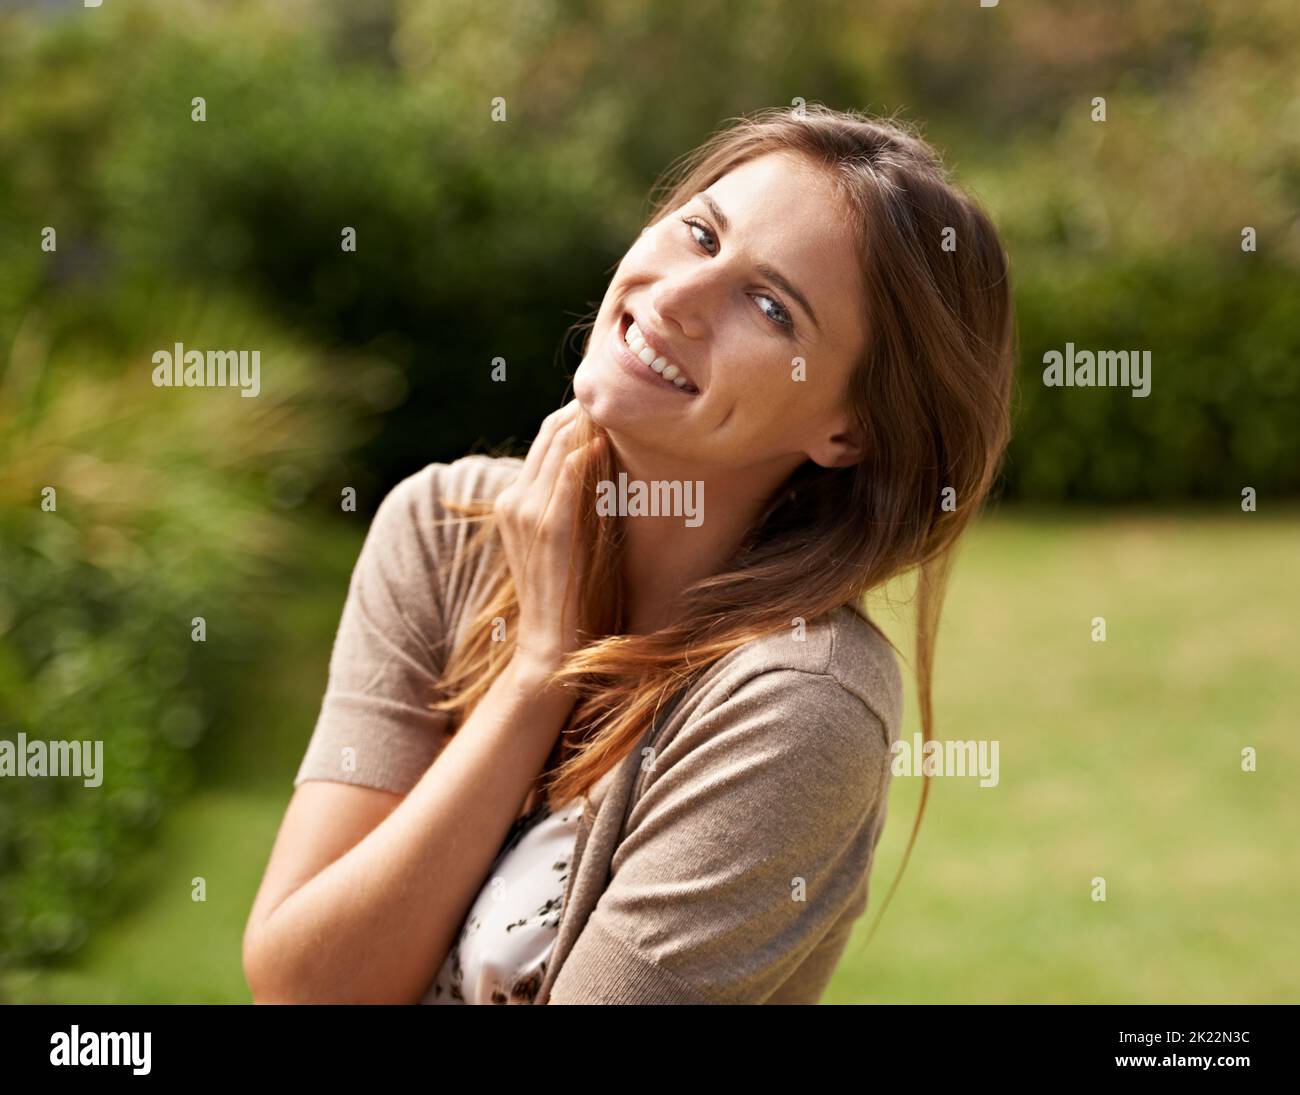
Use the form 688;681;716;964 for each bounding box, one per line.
559;617;901;1003
378;453;525;525
346;454;523;641
364;454;523;569
633;607;904;827
689;606;903;753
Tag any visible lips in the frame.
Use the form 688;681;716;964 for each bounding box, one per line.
618;311;701;395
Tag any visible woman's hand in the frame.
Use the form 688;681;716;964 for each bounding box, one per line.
493;399;602;678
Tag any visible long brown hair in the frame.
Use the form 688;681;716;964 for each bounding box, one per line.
429;103;1016;945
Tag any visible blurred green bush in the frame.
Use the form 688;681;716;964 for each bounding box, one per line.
2;0;1293;503
0;290;357;967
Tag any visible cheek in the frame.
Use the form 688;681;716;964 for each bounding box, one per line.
729;341;809;407
711;359;816;443
726;341;852;441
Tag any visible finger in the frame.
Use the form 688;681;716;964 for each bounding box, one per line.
531;418;586;519
513;418;585;567
531;408;588;497
546;446;589;578
546;439;606;550
516;399;583;492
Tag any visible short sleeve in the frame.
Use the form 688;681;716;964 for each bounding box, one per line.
292;464;457;795
546;668;893;1004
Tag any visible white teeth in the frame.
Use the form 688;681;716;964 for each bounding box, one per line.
624;319;695;391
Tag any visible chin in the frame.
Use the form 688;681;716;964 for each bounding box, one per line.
572;357;644;430
571;361;610;420
571;364;678;466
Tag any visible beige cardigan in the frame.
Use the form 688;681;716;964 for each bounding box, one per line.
293;454;903;1004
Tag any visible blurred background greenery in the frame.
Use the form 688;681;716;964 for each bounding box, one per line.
0;0;1296;1002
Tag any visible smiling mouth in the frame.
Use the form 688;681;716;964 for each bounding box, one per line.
618;311;701;396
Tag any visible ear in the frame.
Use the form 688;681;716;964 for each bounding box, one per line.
806;411;867;470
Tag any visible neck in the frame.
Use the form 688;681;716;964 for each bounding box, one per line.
609;445;805;635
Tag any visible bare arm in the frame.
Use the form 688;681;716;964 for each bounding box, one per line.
242;654;576;1004
244;400;596;1003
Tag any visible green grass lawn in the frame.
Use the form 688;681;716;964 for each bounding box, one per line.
4;509;1297;1003
831;506;1300;1003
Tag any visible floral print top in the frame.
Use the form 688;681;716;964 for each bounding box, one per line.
422;794;587;1005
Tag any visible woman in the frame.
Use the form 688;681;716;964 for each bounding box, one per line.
243;103;1015;1005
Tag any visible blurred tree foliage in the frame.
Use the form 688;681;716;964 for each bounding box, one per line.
2;0;1296;501
0;0;1297;970
0;287;357;968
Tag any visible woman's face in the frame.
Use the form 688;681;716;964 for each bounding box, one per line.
573;150;869;473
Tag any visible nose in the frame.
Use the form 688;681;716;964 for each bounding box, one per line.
648;262;730;341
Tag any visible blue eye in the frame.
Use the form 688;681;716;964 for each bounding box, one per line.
682;216;718;255
754;295;794;330
680;216;796;334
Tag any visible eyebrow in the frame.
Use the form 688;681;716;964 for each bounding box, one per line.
696;191;822;334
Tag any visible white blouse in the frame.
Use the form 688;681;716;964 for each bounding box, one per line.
423;794;587;1004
